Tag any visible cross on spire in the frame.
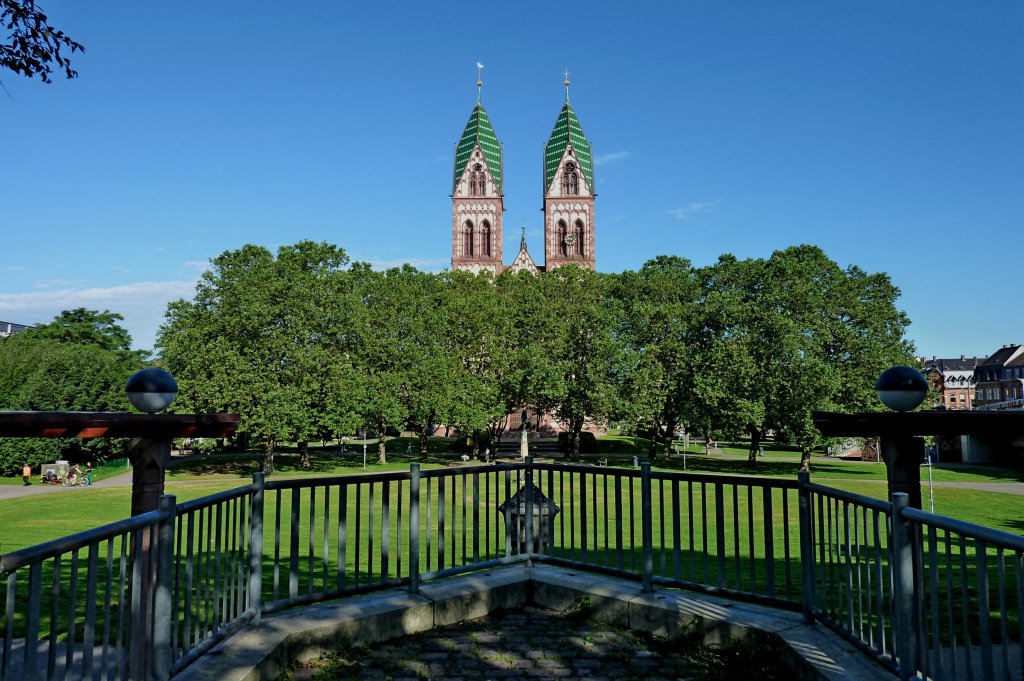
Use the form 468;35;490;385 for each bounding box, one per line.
476;62;484;103
563;68;571;102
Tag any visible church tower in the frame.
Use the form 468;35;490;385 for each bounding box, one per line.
542;73;596;270
451;71;504;274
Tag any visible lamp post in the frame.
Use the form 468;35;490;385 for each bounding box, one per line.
876;366;928;509
125;368;178;517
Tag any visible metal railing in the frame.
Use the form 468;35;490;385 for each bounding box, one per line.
2;459;1024;680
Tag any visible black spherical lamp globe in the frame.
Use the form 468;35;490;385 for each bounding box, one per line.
126;368;178;414
876;366;928;412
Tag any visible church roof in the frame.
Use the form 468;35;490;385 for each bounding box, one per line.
544;101;593;192
506;227;540;274
453;104;502;192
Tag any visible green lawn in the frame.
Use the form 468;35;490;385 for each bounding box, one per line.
2;448;1024;557
2;455;1023;651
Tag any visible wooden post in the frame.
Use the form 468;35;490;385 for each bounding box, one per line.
126;438;173;516
880;436;925;510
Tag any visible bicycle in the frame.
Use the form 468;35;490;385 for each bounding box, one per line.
62;472;92;487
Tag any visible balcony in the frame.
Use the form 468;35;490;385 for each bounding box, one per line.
2;456;1023;680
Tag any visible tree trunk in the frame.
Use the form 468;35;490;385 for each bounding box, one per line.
262;437;276;474
648;418;661;460
569;425;582;462
298;441;310;468
471;430;481;460
662;419;677;459
377;423;387;465
746;424;762;465
418;431;430;457
799;444;812;472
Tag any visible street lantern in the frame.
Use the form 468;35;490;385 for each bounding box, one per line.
126;368;178;413
876;366;928;412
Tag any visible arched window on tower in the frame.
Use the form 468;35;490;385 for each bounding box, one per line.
561;162;579;195
574;220;585;256
463;220;474;257
557;220;568;257
482;221;491;257
469;163;485;196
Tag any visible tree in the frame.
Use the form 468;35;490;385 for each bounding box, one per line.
1;1;83;83
158;241;353;473
441;269;521;461
25;308;136;355
346;264;419;465
748;245;915;470
532;266;622;461
683;256;763;456
0;329;140;474
613;256;702;459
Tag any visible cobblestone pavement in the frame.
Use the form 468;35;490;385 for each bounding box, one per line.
288;605;778;681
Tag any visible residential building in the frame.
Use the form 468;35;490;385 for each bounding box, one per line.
921;356;981;410
973;344;1024;410
0;321;32;338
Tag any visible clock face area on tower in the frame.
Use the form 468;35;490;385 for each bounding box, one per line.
450;76;596;274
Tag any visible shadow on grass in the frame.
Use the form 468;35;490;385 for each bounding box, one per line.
651;455;884;479
168;451;469;478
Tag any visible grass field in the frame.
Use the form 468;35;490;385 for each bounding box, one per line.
2;438;1024;557
2;450;1023;656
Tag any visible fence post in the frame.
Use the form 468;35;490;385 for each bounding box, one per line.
640;462;654;593
797;471;814;624
248;472;265;624
524;456;534;567
409;463;421;594
890;492;917;681
152;494;176;681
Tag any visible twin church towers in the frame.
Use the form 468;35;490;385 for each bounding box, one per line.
451;70;596;274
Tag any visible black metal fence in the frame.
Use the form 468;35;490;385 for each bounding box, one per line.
1;460;1023;681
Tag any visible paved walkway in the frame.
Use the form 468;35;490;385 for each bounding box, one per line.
292;606;724;681
0;469;133;501
4;463;1024;502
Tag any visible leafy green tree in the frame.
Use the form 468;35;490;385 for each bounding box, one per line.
437;269;530;461
613;256;702;459
26;308;129;350
1;0;83;83
0;330;139;474
683;256;763;454
159;241;353;473
748;245;915;470
346;264;421;465
532;266;622;461
395;269;453;457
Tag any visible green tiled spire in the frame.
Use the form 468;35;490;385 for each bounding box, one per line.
453;104;502;192
544;100;593;192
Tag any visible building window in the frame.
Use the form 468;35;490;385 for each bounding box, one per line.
574;219;585;256
481;221;491;257
561;162;579;195
557;220;568;256
469;164;485;196
463;220;474;257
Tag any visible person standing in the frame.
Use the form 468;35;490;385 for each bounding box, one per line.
22;463;32;486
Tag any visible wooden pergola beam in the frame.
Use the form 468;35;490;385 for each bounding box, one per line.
812;410;1024;438
0;412;240;439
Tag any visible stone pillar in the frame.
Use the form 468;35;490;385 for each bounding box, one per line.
520;408;529;460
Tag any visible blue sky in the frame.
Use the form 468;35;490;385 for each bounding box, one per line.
1;1;1022;360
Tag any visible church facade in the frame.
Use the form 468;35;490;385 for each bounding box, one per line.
451;74;596;274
